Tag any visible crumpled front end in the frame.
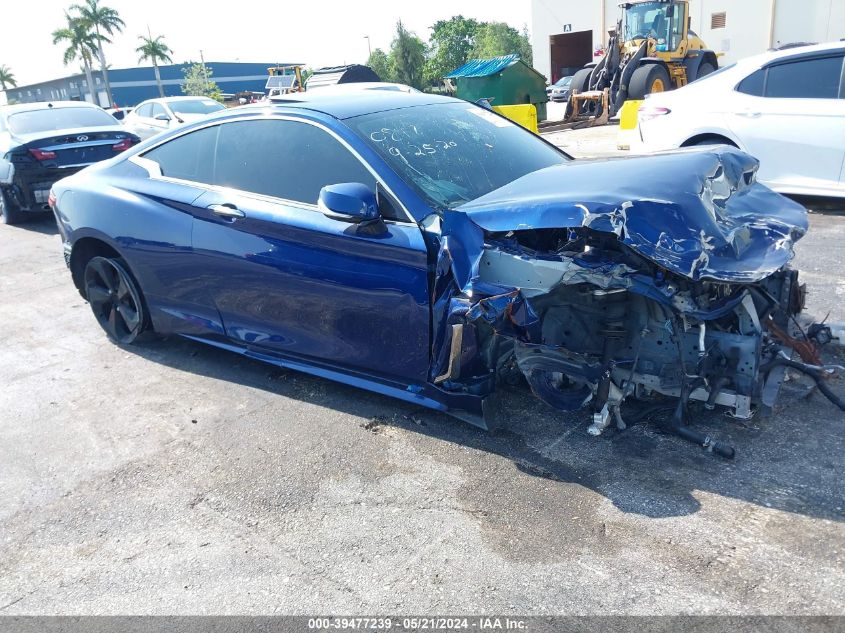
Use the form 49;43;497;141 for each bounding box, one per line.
429;147;813;452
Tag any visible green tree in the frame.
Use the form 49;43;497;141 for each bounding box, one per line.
389;21;426;90
181;62;222;101
70;0;124;107
136;33;173;98
471;22;532;65
52;13;99;103
366;48;394;83
424;15;481;86
0;65;16;91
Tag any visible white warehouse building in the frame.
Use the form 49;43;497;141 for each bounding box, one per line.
532;0;845;82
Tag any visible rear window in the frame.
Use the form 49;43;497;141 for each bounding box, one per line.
169;99;225;116
7;107;117;134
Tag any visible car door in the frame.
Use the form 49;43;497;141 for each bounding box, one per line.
729;53;845;195
126;125;227;336
188;116;431;383
148;103;172;137
128;102;154;139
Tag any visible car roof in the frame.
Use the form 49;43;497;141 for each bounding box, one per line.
738;40;845;68
139;96;222;105
0;101;104;115
245;90;455;120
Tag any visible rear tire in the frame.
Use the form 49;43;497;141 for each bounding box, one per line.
0;188;26;225
83;256;151;345
696;61;716;80
629;64;671;100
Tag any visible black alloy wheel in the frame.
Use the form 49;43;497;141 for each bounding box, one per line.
83;256;148;344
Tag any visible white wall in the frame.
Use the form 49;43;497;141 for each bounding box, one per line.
692;0;771;64
532;0;845;75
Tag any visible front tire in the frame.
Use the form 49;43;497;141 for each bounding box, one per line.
0;188;26;225
83;256;150;344
629;64;671;100
569;67;594;95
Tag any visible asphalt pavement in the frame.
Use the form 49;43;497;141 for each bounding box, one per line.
0;133;843;614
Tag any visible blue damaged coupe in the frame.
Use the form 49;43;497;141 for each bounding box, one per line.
51;92;822;456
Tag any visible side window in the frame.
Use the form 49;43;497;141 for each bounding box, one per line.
212;119;377;206
736;69;765;96
150;103;168;119
142;125;219;183
136;102;153;118
764;56;843;99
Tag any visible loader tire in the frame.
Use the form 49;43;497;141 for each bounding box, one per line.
565;67;597;119
628;64;671;100
569;67;594;95
696;62;716;80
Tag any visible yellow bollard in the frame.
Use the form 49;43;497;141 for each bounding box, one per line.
617;99;643;150
492;104;539;133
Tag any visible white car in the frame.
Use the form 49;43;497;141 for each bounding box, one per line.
123;96;226;140
637;42;845;198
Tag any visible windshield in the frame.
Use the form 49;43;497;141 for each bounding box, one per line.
555;77;572;87
345;102;569;210
623;1;681;49
169;99;225;116
8;107;117;134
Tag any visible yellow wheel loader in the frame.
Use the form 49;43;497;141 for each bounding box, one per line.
566;0;718;124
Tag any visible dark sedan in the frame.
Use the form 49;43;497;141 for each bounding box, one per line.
0;101;139;224
547;76;573;102
49;92;825;457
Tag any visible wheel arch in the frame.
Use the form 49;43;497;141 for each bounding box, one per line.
69;236;124;295
680;132;742;149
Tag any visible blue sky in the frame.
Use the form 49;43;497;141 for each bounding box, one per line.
2;0;531;86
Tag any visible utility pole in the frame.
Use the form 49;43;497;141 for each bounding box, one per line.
200;49;210;92
364;35;371;59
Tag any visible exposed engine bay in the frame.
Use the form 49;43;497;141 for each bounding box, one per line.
429;147;842;457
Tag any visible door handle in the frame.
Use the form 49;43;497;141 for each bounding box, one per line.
208;204;245;219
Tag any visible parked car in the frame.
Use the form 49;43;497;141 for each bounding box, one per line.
637;42;845;198
0;101;140;225
123;96;225;140
547;76;573;102
50;92;818;455
105;106;133;121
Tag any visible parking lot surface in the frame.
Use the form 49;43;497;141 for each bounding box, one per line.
1;132;843;614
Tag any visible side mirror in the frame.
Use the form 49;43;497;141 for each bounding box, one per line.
154;113;171;122
318;183;380;223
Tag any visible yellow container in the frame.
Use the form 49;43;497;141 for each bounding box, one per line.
617;99;643;150
619;99;643;130
492;104;538;133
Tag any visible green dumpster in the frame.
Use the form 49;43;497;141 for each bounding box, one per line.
445;54;548;122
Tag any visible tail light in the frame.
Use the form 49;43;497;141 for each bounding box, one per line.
112;138;135;152
48;190;57;208
638;106;672;122
29;148;57;160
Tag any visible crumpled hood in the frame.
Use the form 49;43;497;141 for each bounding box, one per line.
453;146;808;283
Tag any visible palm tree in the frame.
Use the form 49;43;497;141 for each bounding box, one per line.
53;14;99;104
136;33;172;98
0;65;16;91
70;0;125;107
